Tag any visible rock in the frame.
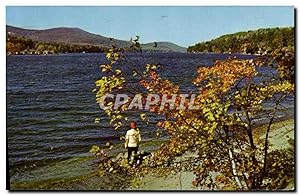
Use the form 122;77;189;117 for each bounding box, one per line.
106;142;111;147
116;153;124;160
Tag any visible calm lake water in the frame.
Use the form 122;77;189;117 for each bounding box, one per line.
7;52;294;183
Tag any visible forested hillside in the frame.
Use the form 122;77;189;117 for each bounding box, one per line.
6;35;107;55
188;27;294;54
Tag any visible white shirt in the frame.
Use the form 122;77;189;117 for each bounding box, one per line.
125;128;141;148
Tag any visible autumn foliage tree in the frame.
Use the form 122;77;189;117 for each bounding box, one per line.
94;38;294;190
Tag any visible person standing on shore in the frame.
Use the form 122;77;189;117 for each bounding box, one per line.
125;121;141;164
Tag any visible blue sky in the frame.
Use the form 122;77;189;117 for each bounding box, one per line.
6;6;294;47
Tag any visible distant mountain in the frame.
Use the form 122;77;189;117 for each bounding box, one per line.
6;25;186;52
6;25;129;47
142;42;186;53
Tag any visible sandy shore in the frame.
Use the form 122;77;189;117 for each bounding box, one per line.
127;119;295;191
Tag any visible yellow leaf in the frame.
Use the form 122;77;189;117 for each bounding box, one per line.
140;113;146;121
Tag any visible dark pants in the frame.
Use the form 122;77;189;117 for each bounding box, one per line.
127;146;138;161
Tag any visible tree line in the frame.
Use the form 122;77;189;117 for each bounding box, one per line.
187;27;294;54
6;35;108;55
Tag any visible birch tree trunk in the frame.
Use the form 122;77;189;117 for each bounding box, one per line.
228;148;243;190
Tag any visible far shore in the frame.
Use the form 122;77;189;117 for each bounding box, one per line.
6;51;262;56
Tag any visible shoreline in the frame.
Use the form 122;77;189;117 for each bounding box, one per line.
128;118;295;191
9;139;167;190
9;118;294;190
6;51;260;56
